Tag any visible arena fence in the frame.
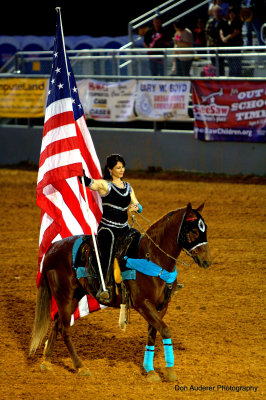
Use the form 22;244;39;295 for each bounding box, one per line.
0;47;265;175
0;46;265;79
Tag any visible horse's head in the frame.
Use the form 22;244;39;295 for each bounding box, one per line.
178;203;212;269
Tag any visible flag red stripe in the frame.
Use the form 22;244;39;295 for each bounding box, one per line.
50;296;59;320
39;136;80;168
73;306;80;321
43;111;75;137
76;117;102;179
86;189;103;223
38;197;73;239
79;181;103;224
37;163;83;194
87;295;101;312
53;179;92;234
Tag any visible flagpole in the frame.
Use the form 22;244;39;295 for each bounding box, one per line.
55;8;71;91
81;177;107;292
55;7;107;293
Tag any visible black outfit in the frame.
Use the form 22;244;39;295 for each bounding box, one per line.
97;181;132;283
220;17;243;77
206;17;224;47
220;17;243;46
205;17;225;76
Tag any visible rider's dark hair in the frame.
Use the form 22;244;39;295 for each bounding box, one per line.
103;154;126;180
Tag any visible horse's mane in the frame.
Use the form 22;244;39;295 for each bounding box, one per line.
146;207;185;243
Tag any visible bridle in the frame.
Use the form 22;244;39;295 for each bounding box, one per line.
177;211;208;255
131;209;208;265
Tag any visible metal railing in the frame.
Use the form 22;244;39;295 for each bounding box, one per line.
1;46;265;79
127;0;209;46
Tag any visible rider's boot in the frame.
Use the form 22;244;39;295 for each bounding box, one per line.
96;265;112;303
97;287;111;302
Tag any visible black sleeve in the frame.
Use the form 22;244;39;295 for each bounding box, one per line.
144;29;152;46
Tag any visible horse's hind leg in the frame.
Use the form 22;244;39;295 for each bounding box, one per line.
40;319;59;372
59;300;91;376
47;269;91;376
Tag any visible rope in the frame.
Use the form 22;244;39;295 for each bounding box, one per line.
130;212;193;267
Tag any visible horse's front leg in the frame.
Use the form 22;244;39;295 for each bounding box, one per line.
137;300;177;382
144;323;160;382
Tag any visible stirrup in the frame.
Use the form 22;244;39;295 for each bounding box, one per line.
97;288;111;303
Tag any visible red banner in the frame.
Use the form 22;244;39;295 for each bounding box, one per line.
192;80;266;142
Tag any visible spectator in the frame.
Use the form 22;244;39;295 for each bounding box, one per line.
240;0;265;46
193;19;207;47
220;6;243;76
205;5;225;75
208;0;229;18
171;19;194;76
143;17;171;76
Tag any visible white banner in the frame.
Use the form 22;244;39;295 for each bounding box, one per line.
77;79;136;121
135;80;191;121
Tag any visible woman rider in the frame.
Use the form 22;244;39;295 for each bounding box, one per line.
81;154;142;302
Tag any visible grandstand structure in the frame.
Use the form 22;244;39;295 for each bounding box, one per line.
0;0;265;175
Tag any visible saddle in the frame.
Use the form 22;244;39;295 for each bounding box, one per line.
114;228;141;264
73;229;141;299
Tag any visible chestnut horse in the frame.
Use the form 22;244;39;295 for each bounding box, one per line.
30;203;211;382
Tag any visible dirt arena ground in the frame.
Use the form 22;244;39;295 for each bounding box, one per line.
0;168;265;400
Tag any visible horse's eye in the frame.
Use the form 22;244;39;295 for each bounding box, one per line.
198;219;205;232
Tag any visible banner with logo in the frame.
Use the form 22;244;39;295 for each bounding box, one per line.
192;80;266;142
78;79;136;121
0;78;48;118
135;80;191;121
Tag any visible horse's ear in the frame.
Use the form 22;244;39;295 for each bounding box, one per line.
196;202;205;213
185;202;192;217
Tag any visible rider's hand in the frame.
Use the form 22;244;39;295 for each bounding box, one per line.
128;204;139;213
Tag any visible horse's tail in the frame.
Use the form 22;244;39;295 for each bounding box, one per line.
29;277;51;355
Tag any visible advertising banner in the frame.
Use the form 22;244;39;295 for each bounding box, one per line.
192;80;266;142
78;79;136;121
135;80;191;121
0;78;48;118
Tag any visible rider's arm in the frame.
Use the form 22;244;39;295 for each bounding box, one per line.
80;175;109;196
89;179;109;196
129;187;143;213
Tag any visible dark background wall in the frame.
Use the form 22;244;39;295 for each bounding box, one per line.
0;125;265;176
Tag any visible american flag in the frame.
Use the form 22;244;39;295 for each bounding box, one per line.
36;9;103;323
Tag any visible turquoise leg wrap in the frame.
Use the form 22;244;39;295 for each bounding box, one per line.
163;338;174;367
143;345;155;373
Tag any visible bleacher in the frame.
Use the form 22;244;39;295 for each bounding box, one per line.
0;0;265;78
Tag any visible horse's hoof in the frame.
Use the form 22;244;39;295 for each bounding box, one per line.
40;360;53;373
146;370;161;382
78;366;92;376
119;321;127;332
164;366;177;382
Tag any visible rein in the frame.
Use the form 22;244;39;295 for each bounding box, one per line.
130;213;192;266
